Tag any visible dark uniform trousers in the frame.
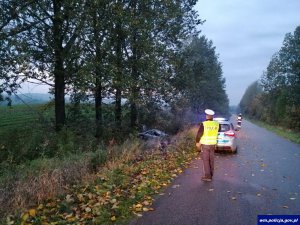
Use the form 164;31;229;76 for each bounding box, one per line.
201;144;215;178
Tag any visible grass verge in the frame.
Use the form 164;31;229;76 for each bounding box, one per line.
249;119;300;145
3;128;198;225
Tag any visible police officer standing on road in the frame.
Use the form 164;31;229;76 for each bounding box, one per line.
195;109;220;182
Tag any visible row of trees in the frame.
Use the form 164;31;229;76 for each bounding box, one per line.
1;0;229;136
174;36;229;115
239;26;300;130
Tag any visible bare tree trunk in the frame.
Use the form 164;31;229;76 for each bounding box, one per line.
115;21;122;128
130;0;139;129
130;88;138;129
53;0;65;131
130;43;139;129
54;66;65;131
95;76;102;138
93;7;104;138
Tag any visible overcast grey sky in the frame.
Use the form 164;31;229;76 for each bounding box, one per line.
195;0;300;105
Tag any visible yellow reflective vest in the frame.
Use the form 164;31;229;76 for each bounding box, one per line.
200;121;219;145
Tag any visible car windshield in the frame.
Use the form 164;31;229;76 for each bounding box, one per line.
219;123;231;132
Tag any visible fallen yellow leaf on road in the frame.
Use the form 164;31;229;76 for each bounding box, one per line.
85;207;92;213
134;204;143;212
21;213;29;222
66;194;74;203
110;198;117;204
28;209;36;217
66;216;76;222
37;204;44;210
111;216;116;221
143;200;150;206
111;204;119;209
77;194;84;202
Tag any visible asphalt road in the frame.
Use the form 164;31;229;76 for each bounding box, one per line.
128;119;300;225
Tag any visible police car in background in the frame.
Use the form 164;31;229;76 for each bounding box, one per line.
213;117;238;153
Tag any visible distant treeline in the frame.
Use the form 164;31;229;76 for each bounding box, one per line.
239;26;300;131
0;1;229;136
0;93;53;106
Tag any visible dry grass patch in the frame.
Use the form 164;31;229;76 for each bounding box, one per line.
0;155;92;220
5;129;197;224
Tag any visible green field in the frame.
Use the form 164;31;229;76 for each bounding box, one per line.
0;105;48;135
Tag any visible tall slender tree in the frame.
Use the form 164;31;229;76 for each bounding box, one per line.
81;0;113;137
173;36;229;116
7;0;87;130
123;0;202;128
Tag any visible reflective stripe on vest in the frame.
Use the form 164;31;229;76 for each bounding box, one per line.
200;121;219;145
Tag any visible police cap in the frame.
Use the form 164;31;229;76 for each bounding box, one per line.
205;109;215;116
